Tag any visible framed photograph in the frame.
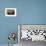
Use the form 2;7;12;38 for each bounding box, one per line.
5;8;16;17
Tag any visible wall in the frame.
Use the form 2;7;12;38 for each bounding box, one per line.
0;0;46;44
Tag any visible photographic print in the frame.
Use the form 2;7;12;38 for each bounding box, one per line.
5;8;16;17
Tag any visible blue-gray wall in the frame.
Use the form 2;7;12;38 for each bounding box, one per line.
0;0;46;44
